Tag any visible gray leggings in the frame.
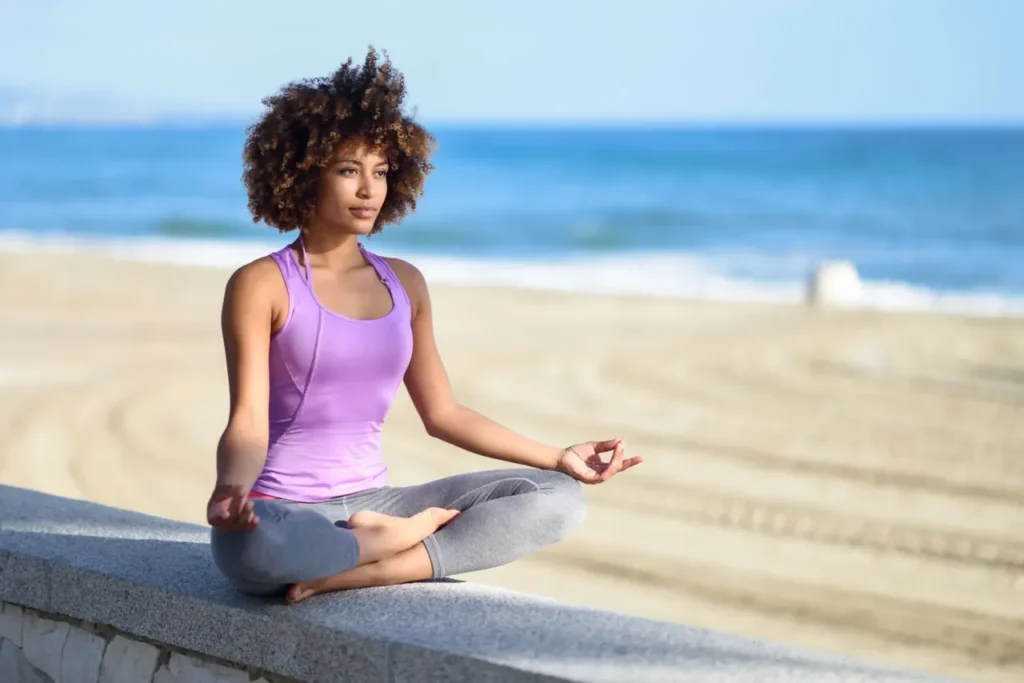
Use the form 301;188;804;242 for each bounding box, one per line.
210;468;586;596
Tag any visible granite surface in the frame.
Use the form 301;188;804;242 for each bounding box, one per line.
0;484;962;683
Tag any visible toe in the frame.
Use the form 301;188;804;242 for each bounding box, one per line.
286;583;309;604
432;508;460;525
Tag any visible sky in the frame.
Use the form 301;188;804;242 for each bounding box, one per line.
0;0;1021;125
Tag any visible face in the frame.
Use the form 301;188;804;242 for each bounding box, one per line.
311;140;388;235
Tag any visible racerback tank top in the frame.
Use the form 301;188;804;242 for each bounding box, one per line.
250;237;414;502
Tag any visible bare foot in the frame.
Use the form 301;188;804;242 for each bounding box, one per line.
286;582;321;604
347;508;459;535
346;510;395;529
286;507;459;604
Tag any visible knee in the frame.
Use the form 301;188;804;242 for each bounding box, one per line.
209;501;290;593
535;470;587;542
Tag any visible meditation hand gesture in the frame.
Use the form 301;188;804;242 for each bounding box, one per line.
207;484;260;531
556;439;642;484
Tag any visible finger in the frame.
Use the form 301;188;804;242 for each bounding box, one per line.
599;442;625;481
620;456;644;472
233;493;252;521
225;494;240;519
588;438;621;454
211;502;232;522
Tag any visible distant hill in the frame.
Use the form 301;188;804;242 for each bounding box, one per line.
0;87;248;126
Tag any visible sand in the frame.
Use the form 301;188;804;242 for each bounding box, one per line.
0;249;1022;682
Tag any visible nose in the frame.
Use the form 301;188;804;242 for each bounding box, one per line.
356;171;376;199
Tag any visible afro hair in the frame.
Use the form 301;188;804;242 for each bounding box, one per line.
241;47;436;234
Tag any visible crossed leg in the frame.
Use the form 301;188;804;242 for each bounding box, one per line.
286;468;586;603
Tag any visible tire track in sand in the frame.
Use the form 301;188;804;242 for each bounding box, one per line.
542;547;1024;670
605;476;1024;571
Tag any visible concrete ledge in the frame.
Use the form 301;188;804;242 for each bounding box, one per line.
0;484;957;682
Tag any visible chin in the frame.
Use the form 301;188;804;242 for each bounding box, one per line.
349;222;376;236
329;220;375;236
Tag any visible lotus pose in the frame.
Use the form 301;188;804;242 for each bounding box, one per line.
207;48;642;604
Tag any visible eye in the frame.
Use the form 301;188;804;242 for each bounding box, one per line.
337;168;357;176
375;169;388;178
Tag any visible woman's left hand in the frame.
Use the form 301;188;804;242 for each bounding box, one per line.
556;439;642;484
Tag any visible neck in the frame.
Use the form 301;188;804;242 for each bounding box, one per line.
299;226;364;270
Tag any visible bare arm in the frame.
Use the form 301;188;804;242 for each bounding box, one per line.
213;259;278;497
393;259;565;470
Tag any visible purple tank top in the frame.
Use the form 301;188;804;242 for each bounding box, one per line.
250;238;413;502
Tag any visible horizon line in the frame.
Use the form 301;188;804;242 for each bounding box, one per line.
2;115;1024;131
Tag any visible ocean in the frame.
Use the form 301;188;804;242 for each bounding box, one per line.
1;124;1022;315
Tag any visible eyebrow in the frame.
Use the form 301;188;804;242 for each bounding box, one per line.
335;158;389;167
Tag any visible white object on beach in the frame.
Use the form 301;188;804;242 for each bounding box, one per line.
807;260;863;308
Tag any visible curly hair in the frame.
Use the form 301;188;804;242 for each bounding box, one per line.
242;47;436;234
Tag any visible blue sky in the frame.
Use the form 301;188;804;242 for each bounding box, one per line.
0;0;1021;124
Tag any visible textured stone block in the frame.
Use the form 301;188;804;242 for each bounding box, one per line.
98;635;159;683
61;624;107;683
388;641;551;683
152;652;250;683
1;484;956;683
0;551;52;611
22;612;70;681
0;638;51;683
152;664;174;683
0;602;24;646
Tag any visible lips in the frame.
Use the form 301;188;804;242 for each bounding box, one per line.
349;207;377;219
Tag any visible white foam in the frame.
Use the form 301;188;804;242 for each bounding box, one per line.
2;231;1022;318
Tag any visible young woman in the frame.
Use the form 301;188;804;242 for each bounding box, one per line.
207;48;642;604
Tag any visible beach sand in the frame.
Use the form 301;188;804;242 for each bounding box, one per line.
0;250;1022;682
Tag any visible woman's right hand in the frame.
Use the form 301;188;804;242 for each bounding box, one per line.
206;484;260;531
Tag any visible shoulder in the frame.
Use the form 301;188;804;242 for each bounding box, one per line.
222;254;288;318
381;256;430;313
382;256;426;289
226;255;283;296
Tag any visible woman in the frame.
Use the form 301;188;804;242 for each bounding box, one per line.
207;48;642;604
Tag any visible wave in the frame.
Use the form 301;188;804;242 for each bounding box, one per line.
0;230;1021;318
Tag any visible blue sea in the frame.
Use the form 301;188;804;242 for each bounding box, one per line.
2;124;1023;315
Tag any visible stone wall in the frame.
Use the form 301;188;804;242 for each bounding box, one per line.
0;484;955;683
0;601;293;683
